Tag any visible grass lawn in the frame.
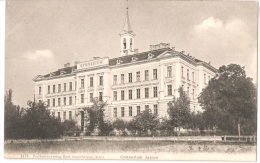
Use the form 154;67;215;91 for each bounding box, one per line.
5;139;256;155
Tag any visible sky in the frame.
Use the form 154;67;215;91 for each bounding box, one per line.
4;0;258;108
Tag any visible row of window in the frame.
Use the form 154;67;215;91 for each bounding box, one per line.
80;76;103;88
47;96;76;107
113;105;158;117
42;81;77;95
181;67;195;82
57;111;72;120
112;86;167;101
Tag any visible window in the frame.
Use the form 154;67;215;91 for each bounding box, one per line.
153;86;158;97
145;105;149;110
187;87;189;97
90;93;93;102
145;88;149;98
204;74;206;83
208;76;210;82
48;85;50;94
113;75;117;85
63;97;66;106
121;90;125;100
75;96;76;104
136;71;140;81
129;106;132;116
123;38;126;49
187;69;189;80
128;90;132;100
99;76;103;86
128;73;132;83
90;77;93;87
81;94;84;103
63;111;66;120
69;82;72;91
64;83;66;92
99;92;103;101
58;84;61;92
136;88;140;99
113;108;117;117
69;96;72;105
168;85;172;95
39;87;41;95
69;111;72;120
154;104;158;115
58;98;61;106
113;91;117;101
167;66;172;77
39;100;42;103
53;98;55;107
130;38;132;49
53;85;55;93
153;69;157;79
75;81;77;90
137;106;140;115
192;72;194;82
58;112;60;119
47;99;50;106
145;70;149;80
193;89;195;100
121;107;125;117
121;74;124;84
181;67;184;77
81;79;84;88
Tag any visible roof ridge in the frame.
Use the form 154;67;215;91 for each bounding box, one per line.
109;47;172;61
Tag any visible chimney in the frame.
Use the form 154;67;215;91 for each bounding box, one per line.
181;51;185;54
64;62;70;68
171;47;175;51
74;61;80;65
93;57;100;60
134;49;138;54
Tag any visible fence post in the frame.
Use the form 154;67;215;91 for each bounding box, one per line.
250;136;252;142
253;136;255;142
213;135;215;143
224;135;226;143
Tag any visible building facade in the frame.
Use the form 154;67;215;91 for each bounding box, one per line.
33;8;217;130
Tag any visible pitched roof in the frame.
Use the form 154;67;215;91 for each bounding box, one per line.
109;48;172;66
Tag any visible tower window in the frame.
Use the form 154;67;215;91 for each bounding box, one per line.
130;38;132;49
123;38;126;49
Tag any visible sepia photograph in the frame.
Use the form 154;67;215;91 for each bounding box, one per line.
2;0;258;162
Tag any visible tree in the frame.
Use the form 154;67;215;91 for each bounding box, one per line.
167;87;191;133
22;101;63;139
83;97;113;136
62;120;80;136
198;64;257;135
112;118;127;135
129;108;159;136
4;89;25;139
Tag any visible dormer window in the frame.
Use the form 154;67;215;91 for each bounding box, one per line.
132;57;138;62
60;70;66;75
116;60;122;65
148;53;154;59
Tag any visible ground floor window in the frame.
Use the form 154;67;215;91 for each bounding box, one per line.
129;106;132;116
113;107;117;117
121;107;124;117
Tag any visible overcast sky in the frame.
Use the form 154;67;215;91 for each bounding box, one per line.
4;0;258;108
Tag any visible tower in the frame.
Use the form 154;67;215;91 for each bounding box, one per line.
120;2;136;56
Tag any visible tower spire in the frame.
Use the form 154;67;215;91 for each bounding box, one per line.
120;0;136;56
122;0;133;34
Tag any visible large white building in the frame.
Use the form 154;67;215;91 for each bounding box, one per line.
33;7;216;131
